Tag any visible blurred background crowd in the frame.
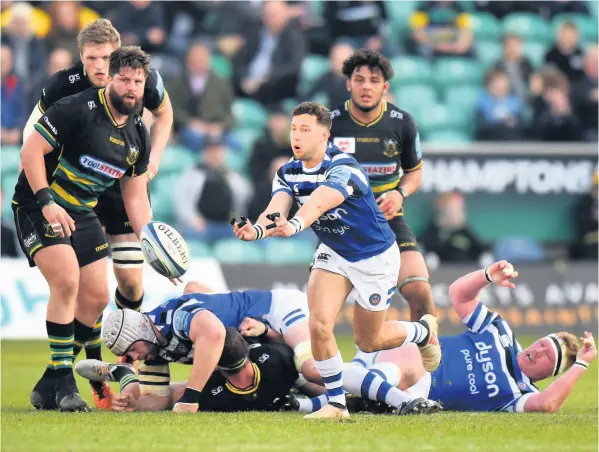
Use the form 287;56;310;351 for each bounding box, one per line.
1;0;597;267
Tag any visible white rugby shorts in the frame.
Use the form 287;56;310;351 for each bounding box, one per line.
266;289;310;335
311;242;400;312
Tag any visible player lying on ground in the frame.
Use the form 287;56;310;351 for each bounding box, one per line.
232;101;441;419
95;287;442;413
23;19;173;407
297;261;597;414
14;47;163;412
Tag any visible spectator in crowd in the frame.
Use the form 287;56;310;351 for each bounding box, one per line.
531;68;582;141
305;42;354;108
0;186;18;258
166;41;236;153
1;2;46;82
233;0;306;105
475;69;523;140
45;1;99;56
571;45;598;142
248;107;291;187
1;44;26;145
544;21;585;82
494;33;535;104
409;0;474;60
324;1;395;57
174;136;252;244
420;192;488;263
570;169;598;261
111;0;166;53
29;47;73;109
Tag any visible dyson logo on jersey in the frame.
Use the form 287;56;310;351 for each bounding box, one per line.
314;208;349;225
80;155;126;179
475;342;500;398
313;208;350;235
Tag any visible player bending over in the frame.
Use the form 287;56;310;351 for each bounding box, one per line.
341;261;597;413
232;101;441;419
23;18;173;405
14;47;162;412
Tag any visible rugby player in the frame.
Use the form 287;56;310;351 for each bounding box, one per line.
329;49;434;323
13;47;157;412
22;19;173;403
345;260;597;413
231;101;441;419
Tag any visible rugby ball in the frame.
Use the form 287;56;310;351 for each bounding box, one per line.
140;221;189;278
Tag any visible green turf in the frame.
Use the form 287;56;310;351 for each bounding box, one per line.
2;337;597;452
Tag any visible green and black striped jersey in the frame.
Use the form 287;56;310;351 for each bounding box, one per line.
13;88;150;213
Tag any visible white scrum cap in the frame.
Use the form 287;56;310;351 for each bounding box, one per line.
102;309;159;356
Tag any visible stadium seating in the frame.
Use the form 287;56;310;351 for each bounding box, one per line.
395;84;437;122
475;40;502;68
426;130;472;144
390;56;433;88
158;145;196;175
263;239;316;264
502;13;550;41
433;58;484;88
552;13;598;44
522;41;547;68
299;54;329;95
186;239;213;259
213;238;265;263
232;99;268;130
1;146;21;175
470;12;502;41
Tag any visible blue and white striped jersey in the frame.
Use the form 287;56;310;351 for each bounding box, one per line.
143;291;273;364
429;302;539;412
272;144;395;262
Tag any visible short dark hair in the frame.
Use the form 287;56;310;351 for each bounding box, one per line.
484;68;507;86
109;46;150;78
217;327;250;374
342;48;394;81
292;101;332;130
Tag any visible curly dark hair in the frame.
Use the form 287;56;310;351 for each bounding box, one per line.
292;101;332;130
342;49;394;81
109;46;151;78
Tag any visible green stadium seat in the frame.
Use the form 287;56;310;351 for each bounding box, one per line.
232;128;261;155
233;99;268;130
470;12;502;40
552;13;598;43
444;85;481;108
475;40;502;68
150;173;180;223
300;54;329;95
213;239;265;263
390;56;433;87
523;41;548;68
425;130;472;144
395;84;437;123
589;0;598;18
210;54;232;78
225;150;249;173
264;239;316;265
159;145;196;175
309;0;324;17
186;240;213;259
386;1;417;35
502;13;550;41
417;104;453;137
433;58;484;88
1;146;21;175
1;169;19;215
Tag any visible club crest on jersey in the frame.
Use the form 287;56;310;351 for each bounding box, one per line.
126;146;139;165
333;137;355;154
80;155;126;179
369;293;381;305
383;139;399;157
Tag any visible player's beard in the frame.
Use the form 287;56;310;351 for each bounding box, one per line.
351;91;384;113
109;88;142;116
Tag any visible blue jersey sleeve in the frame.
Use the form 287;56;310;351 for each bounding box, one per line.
271;166;293;197
322;155;369;199
171;301;206;340
461;302;499;334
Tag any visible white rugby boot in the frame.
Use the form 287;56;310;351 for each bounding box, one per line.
304;402;350;420
417;314;442;372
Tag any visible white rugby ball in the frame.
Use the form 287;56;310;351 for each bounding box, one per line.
140;221;189;278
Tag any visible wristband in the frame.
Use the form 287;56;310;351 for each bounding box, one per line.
397;187;408;200
258;323;270;339
178;387;202;404
253;224;265;240
484;268;492;283
574;359;590;369
288;217;305;235
35;188;55;209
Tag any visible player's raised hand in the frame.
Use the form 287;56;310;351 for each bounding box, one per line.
486;260;519;288
376;191;403;220
42;203;76;237
577;332;597;364
231;217;257;241
112;393;136;412
239;317;267;337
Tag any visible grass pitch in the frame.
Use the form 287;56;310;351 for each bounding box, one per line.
2;337;597;452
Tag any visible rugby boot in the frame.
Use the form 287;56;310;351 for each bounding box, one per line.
396;397;442;415
344;393;372;413
90;381;114;411
304;402;350;420
75;359;114;382
417;314;442;372
30;376;58;410
55;374;90;412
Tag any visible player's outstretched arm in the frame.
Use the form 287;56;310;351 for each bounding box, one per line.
172;310;226;413
146;93;173;180
120;175;153;238
232;192;293;241
520;332;596;413
448;260;519;321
